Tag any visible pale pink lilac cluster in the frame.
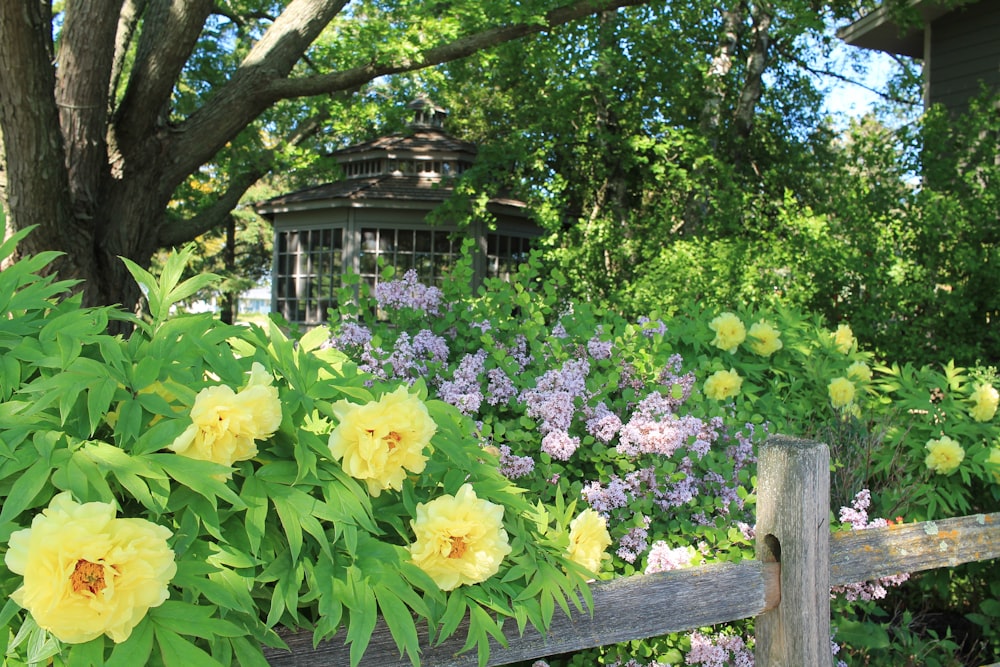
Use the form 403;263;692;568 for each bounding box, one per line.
540;430;580;461
615;391;720;459
685;631;754;667
374;269;444;315
585;402;623;442
830;489;910;601
644;541;693;574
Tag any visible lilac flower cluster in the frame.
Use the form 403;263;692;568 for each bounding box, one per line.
497;444;535;479
586;328;613;360
685;631;754;667
520;358;591;460
644;541;694;574
437;350;487;415
540;430;580;461
637;316;668;338
616;392;720;459
616;516;651;563
830;489;910;601
374;269;444;315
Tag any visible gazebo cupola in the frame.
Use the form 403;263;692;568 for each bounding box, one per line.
256;98;541;327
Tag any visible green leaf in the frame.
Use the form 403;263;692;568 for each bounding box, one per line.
0;458;51;524
375;584;420;663
149;601;245;640
153;625;227;667
835;619;891;649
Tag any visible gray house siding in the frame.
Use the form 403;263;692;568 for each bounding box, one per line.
930;1;1000;111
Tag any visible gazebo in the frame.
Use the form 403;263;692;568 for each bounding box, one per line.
255;98;541;327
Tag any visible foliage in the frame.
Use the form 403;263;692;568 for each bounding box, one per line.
326;250;1000;665
0;237;592;667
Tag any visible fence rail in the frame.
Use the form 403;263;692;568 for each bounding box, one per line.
265;436;1000;667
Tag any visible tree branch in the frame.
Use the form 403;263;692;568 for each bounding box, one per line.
112;0;214;152
158;104;335;247
264;0;653;101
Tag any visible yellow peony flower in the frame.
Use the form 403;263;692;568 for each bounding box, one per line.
969;383;999;422
167;362;281;472
925;435;964;475
828;377;856;409
4;492;176;644
566;509;612;574
704;369;742;401
846;361;872;382
833;324;855;354
408;484;511;591
328;386;435;497
747;321;783;357
708;312;746;354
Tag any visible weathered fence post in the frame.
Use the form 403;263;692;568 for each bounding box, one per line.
754;435;832;667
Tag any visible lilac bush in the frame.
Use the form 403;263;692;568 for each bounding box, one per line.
326;257;1000;666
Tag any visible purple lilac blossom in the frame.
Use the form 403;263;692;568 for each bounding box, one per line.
581;477;630;515
412;329;449;365
497;444;535;479
374;269;444;315
587;334;613;360
520;358;590;434
437;349;487;416
637;316;668;338
500;334;533;372
486;367;518;406
540;430;580;461
328;321;372;349
645;541;693;574
616;518;650;564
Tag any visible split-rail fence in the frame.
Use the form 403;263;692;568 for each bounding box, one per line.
265;435;1000;667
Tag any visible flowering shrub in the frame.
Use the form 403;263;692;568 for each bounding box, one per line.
0;236;593;666
327;254;1000;665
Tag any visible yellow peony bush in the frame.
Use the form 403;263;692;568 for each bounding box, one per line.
747;320;783;357
167;362;281;472
833;324;856;354
828;377;856;410
566;509;612;574
924;435;965;475
408;483;512;591
328;385;436;497
708;312;746;354
969;383;999;422
704;369;742;401
4;493;176;644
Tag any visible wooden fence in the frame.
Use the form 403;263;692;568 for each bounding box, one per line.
265;435;1000;667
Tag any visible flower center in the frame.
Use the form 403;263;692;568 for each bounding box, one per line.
384;431;401;451
447;535;468;559
70;559;107;596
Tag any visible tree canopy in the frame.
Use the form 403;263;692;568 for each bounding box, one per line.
0;0;652;314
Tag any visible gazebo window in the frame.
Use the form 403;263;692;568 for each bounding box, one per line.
359;227;459;289
486;233;535;281
275;227;343;324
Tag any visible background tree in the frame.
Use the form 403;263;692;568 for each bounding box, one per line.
0;0;650;318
